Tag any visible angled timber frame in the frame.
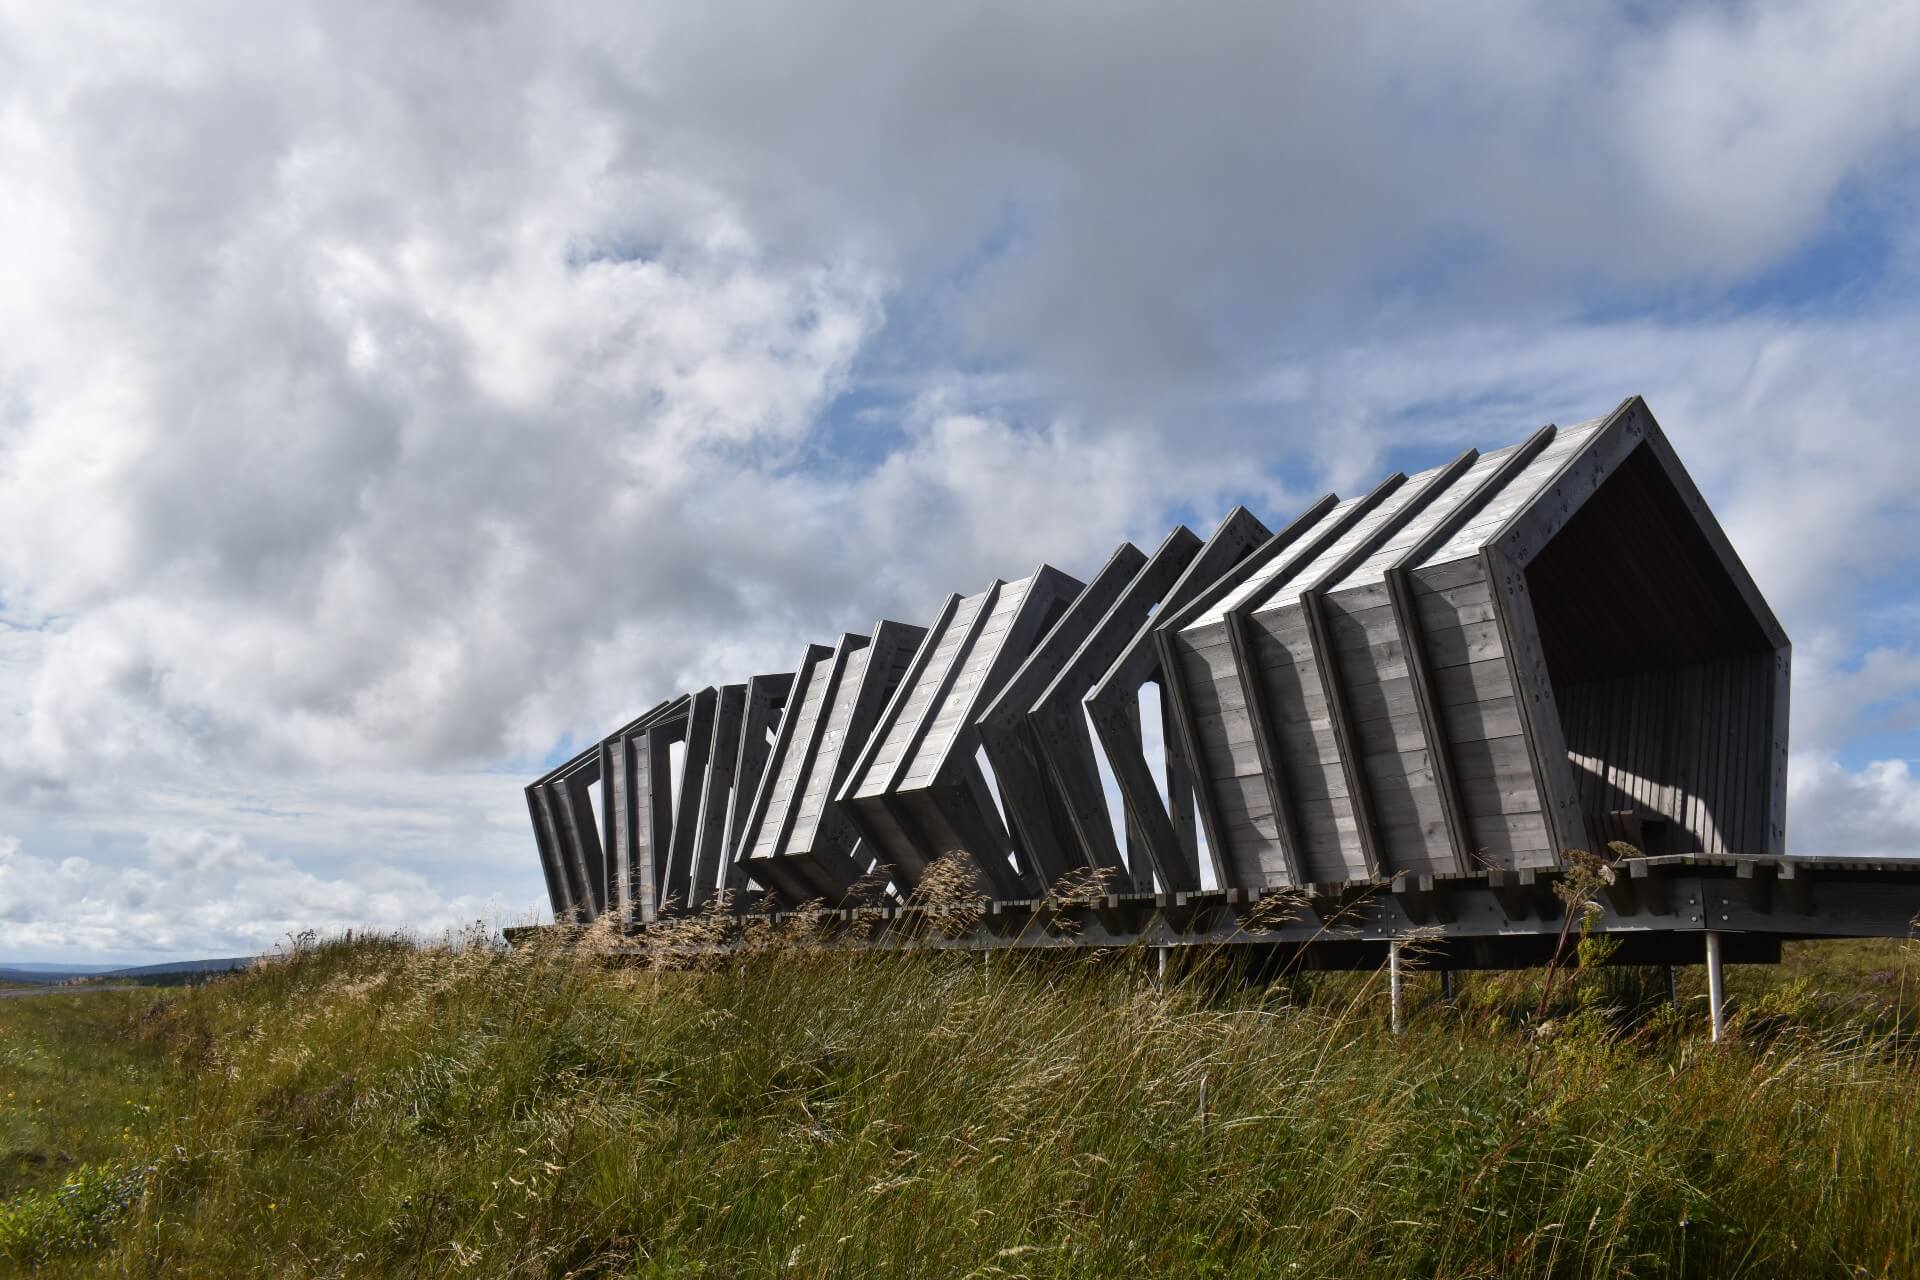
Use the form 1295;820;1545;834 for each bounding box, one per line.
601;693;692;924
1377;424;1559;874
735;641;845;906
837;570;1081;900
525;393;1791;939
527;734;617;924
1077;509;1271;892
742;622;928;905
527;751;579;922
1153;490;1367;891
1291;454;1481;881
1220;471;1418;888
719;671;796;903
1482;396;1790;861
974;542;1149;893
533;746;610;922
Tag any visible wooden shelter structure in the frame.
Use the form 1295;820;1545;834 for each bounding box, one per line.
519;396;1899;1036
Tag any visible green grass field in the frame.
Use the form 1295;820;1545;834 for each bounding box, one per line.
2;927;1918;1278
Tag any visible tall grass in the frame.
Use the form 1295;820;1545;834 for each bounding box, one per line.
6;921;1920;1277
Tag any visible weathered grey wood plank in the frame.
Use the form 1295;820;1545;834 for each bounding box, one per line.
1367;426;1559;875
686;684;746;910
661;688;718;912
968;543;1146;889
1208;478;1411;887
734;645;835;902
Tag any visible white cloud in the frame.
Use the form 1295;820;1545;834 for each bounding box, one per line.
1790;756;1920;858
0;829;516;965
0;1;1916;959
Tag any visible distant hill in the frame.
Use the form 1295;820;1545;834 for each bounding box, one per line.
0;964;115;985
99;957;256;982
0;957;256;986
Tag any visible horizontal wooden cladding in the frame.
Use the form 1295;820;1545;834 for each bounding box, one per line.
1240;605;1370;886
1172;625;1297;884
1207;773;1294;885
1174;543;1552;883
1409;559;1545;861
1256;580;1502;678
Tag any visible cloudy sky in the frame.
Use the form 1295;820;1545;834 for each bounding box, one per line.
2;1;1918;964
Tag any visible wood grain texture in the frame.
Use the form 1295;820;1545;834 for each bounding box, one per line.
663;687;719;912
1077;512;1271;891
687;683;746;911
1153;497;1342;889
1376;425;1559;874
985;540;1156;886
839;571;1078;897
767;621;928;901
734;645;836;904
722;672;792;900
1219;473;1408;888
1293;449;1481;880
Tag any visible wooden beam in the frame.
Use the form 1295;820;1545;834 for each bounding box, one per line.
1386;425;1558;873
733;644;835;905
1298;449;1481;880
550;753;605;919
662;687;719;912
1219;475;1406;886
1482;401;1649;863
1083;510;1269;891
1768;645;1790;856
978;541;1149;889
1484;544;1586;864
688;683;747;910
525;784;572;921
596;695;691;924
1152;497;1343;889
848;592;989;891
636;717;684;920
724;672;794;898
1159;677;1197;879
773;634;870;898
839;595;961;806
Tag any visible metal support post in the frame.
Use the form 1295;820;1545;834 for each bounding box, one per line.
1705;931;1725;1043
1389;940;1404;1035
